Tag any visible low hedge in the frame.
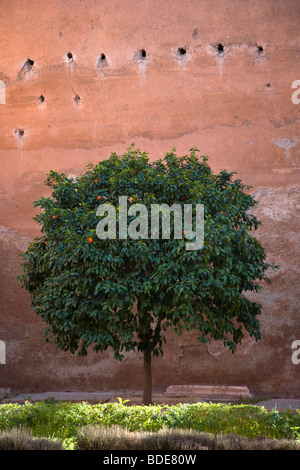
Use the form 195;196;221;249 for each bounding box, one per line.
0;399;299;447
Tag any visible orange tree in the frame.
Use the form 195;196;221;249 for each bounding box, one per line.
18;145;276;405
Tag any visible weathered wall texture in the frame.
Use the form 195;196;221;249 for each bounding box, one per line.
0;0;299;397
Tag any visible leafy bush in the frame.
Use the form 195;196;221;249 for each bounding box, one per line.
0;401;100;441
162;402;300;439
0;399;299;447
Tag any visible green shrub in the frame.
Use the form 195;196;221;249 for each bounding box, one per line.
0;400;299;446
160;402;300;439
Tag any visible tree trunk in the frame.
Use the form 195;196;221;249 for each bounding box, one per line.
143;348;152;405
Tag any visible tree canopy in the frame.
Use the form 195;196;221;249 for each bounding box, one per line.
18;145;276;404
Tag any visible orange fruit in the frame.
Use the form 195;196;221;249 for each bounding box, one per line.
52;215;58;219
94;179;98;182
97;196;101;200
87;237;93;243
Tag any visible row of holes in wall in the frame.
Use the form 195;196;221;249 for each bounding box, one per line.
15;78;272;139
14;44;266;138
63;44;265;61
20;44;265;72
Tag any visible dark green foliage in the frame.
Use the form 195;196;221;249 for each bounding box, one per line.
18;145;276;365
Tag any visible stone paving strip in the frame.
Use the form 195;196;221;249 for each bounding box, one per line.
1;386;299;409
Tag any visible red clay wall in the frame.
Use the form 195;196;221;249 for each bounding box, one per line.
0;0;299;397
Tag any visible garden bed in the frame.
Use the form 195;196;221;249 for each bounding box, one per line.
0;398;299;450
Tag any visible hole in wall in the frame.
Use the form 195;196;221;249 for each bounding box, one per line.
257;45;264;53
74;94;81;104
136;49;147;75
39;95;45;103
24;58;34;68
176;47;188;61
15;128;25;138
96;53;107;68
177;47;187;56
20;58;34;75
216;43;224;54
135;49;147;63
65;52;74;63
139;49;146;59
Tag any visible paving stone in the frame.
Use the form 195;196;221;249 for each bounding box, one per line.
165;384;252;398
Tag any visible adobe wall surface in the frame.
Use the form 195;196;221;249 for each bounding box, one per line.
0;0;299;397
